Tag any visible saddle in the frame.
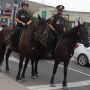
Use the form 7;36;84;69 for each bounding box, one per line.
6;28;14;41
39;31;48;48
6;28;24;46
39;30;61;51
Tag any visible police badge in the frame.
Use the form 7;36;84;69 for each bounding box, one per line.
56;20;60;24
60;6;62;9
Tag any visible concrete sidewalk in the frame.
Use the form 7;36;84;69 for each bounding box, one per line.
0;73;29;90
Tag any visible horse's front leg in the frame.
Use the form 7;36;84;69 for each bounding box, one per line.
6;48;12;74
50;60;59;87
35;57;40;77
21;58;30;82
16;55;24;83
62;60;70;90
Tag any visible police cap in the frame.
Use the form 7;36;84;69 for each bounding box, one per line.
21;1;29;7
56;5;65;10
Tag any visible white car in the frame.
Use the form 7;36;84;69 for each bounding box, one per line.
73;43;90;66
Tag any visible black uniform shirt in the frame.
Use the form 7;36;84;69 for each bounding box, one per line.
48;14;65;33
16;9;31;27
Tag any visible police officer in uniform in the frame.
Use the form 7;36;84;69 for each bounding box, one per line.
46;5;66;57
10;1;31;46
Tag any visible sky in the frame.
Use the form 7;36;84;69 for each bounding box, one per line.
29;0;90;12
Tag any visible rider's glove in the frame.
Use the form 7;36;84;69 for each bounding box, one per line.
53;30;59;36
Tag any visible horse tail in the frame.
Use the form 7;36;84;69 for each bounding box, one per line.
0;43;6;65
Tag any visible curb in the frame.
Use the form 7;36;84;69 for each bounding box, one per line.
0;73;29;90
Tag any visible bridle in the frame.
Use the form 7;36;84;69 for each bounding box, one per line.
34;20;47;36
34;21;39;35
78;27;88;43
81;28;88;32
78;27;88;37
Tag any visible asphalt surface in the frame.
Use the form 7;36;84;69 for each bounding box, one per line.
1;51;90;90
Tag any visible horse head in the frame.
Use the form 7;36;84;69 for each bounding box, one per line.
78;22;89;47
35;14;50;40
65;20;89;48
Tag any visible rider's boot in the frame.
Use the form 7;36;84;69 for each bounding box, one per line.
45;37;55;57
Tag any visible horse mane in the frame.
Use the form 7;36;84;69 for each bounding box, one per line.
64;25;84;38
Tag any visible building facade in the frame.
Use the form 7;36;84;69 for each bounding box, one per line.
0;0;90;31
28;1;90;32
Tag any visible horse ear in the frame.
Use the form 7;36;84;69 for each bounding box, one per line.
78;20;80;25
38;14;41;20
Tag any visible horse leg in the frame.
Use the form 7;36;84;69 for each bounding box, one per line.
35;56;40;77
0;43;6;72
31;57;36;79
50;60;59;87
62;60;70;90
16;55;24;83
21;58;29;82
6;48;12;74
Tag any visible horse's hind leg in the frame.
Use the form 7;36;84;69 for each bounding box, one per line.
6;48;12;74
0;43;6;72
16;55;24;83
50;60;59;87
21;58;30;82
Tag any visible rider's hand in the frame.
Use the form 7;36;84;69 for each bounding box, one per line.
26;22;30;25
53;30;59;36
21;22;26;26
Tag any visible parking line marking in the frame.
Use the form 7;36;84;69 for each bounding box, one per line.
9;56;31;67
8;56;90;77
27;80;90;90
71;57;75;60
45;60;90;77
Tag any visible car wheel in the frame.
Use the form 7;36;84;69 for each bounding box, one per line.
77;54;89;66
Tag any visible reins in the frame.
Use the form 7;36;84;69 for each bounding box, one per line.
61;28;87;46
61;40;76;46
34;21;39;35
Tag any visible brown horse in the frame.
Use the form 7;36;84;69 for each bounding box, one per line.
0;15;49;82
30;22;89;90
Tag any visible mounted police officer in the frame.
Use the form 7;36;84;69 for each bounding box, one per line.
9;1;31;47
46;5;66;57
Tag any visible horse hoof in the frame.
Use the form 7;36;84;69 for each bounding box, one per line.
16;80;22;84
50;84;56;87
35;74;40;77
31;76;36;79
21;78;26;82
63;86;68;90
6;70;11;74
